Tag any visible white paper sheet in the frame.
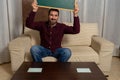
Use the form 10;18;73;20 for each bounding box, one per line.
76;68;91;73
27;68;43;73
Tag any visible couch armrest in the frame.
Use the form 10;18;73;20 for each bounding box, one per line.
91;36;114;72
8;34;31;72
91;36;114;52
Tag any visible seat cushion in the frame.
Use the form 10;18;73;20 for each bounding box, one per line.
25;46;99;64
68;46;99;64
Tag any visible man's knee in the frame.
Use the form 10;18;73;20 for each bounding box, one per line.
30;46;38;52
57;48;71;62
63;48;71;56
30;45;43;54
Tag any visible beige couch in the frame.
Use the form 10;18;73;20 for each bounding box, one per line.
9;23;114;74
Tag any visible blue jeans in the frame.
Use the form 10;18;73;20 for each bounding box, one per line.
30;45;71;62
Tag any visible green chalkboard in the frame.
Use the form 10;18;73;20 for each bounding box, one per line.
36;0;75;11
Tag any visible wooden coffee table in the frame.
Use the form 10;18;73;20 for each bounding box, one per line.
11;62;107;80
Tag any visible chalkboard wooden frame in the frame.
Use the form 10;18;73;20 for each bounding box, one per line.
35;0;75;11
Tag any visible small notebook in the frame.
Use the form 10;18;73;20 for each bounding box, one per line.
27;68;43;73
76;68;91;73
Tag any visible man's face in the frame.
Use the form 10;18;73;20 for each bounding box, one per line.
48;11;59;25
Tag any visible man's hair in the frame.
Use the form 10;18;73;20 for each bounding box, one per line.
48;8;59;16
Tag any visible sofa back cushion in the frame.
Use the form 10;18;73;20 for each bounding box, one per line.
24;23;99;46
62;23;99;46
24;28;40;45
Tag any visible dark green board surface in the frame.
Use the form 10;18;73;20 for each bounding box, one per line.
37;0;75;10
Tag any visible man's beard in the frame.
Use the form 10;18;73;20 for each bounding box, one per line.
49;19;57;25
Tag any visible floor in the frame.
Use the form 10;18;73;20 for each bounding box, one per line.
0;57;120;80
107;57;120;80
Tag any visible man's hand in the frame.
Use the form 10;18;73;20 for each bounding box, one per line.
32;1;38;12
74;0;79;17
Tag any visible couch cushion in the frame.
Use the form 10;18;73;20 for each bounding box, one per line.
24;27;40;45
24;46;99;64
68;46;99;64
62;23;99;46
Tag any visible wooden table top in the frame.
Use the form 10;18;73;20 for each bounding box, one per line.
11;62;107;80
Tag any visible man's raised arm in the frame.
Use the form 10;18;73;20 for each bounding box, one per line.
26;1;41;30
